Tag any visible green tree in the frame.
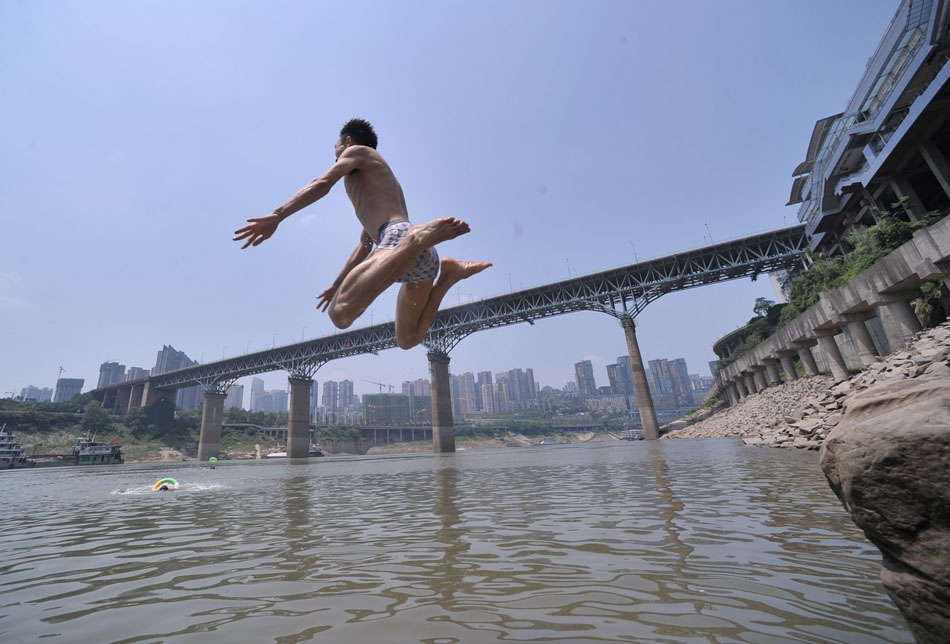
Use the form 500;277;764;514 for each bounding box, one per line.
81;401;113;436
753;297;775;317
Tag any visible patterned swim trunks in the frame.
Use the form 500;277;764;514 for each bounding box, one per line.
375;220;440;283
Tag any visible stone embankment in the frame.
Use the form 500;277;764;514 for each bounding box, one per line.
665;320;950;449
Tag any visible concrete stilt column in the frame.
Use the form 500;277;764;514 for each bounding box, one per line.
735;378;748;399
620;316;659;440
752;367;768;391
841;313;880;366
777;351;798;381
727;381;740;405
920;142;950;201
815;330;849;382
428;351;455;452
794;341;819;376
763;359;781;386
875;295;923;350
197;391;226;461
129;382;145;409
287;377;313;458
743;372;758;394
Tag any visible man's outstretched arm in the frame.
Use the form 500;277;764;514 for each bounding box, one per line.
316;231;375;311
233;147;365;249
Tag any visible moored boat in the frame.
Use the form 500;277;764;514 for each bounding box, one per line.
0;425;36;469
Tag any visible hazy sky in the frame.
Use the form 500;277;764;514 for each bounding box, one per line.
1;0;896;401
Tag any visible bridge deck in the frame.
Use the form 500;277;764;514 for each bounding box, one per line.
94;225;806;391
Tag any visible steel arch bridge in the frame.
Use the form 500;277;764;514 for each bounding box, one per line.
94;224;807;393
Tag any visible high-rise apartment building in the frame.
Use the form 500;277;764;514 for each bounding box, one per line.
459;372;478;414
225;384;244;409
480;383;496;414
322;381;340;412
309;380;319;422
338;380;355;409
574;360;597;396
363;393;411;425
53;378;84;403
616;356;636;396
152;345;201;410
20;385;52;402
125;367;149;382
249;377;265;411
97;361;126;388
606;363;624;395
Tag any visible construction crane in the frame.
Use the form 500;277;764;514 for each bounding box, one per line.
363;379;395;393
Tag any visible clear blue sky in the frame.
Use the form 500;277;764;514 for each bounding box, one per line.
1;0;897;399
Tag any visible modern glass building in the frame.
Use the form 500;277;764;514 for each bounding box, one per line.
788;0;950;254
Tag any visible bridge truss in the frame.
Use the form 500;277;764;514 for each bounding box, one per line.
97;225;807;391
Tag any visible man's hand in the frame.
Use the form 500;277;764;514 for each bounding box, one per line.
233;214;281;249
315;284;338;312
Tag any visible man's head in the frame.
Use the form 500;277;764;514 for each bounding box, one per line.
336;118;377;158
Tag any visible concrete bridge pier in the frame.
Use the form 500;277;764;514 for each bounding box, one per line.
197;391;226;461
128;382;145;410
620;316;660;440
428;351;455;452
115;384;132;415
287;377;313;458
726;381;740;405
102;388;118;412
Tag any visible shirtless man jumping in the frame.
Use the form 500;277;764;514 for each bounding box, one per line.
233;119;491;349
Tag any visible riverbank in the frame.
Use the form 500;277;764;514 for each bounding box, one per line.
665;320;950;448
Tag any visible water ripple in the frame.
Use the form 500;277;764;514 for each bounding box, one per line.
0;440;911;643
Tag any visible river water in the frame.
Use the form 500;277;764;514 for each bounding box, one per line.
1;439;911;643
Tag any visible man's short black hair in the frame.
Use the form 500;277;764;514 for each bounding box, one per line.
340;118;378;148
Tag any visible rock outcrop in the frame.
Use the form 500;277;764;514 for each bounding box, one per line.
820;377;950;643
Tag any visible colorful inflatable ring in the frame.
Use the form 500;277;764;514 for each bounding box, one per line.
152;477;179;491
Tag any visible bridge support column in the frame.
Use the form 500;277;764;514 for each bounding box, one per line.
620;316;659;440
129;382;145;409
841;313;880;366
102;388;118;413
777;351;798;381
794;341;819;377
815;330;849;382
115;385;132;415
428;351;455;452
197;391;226;461
288;377;313;458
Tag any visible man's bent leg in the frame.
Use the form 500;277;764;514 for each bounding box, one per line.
393;258;492;349
328;218;469;329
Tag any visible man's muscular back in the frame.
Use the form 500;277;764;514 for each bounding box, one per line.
342;146;410;242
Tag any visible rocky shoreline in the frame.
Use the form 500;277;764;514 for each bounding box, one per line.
665;320;950;449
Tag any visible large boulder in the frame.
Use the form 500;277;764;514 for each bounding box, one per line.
820;377;950;643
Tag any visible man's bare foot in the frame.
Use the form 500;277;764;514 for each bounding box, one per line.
438;258;492;286
409;218;470;249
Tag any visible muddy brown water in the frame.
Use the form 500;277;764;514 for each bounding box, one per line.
0;439;911;643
